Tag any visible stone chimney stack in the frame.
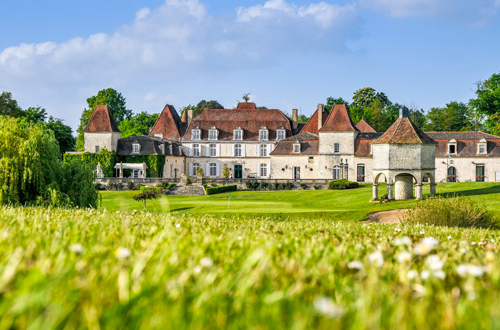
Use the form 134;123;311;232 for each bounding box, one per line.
187;109;194;126
399;106;409;118
317;104;324;131
292;109;298;130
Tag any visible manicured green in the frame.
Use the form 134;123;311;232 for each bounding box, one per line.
1;205;500;329
101;182;500;221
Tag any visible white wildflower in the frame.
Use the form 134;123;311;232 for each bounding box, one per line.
486;251;495;262
421;270;430;280
200;257;213;268
115;247;131;259
69;243;85;254
395;228;401;232
426;255;444;271
368;251;384;268
175;223;181;228
397;251;412;264
457;264;485;278
471;242;476;245
460;248;467;254
193;265;202;274
407;270;418;279
313;296;345;318
433;270;446;279
347;261;364;270
420;231;425;235
394;236;412;246
447;236;452;240
238;236;242;240
414;237;439;256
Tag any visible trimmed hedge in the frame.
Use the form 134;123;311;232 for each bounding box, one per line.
328;179;359;189
64;150;116;177
206;185;237;195
140;186;162;193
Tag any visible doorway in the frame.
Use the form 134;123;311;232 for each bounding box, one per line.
293;167;300;181
234;165;243;179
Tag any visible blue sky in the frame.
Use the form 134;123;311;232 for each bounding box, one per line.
1;0;499;130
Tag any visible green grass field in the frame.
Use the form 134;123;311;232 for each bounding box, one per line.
2;182;500;329
101;182;500;220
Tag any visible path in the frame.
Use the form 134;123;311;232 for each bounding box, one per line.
367;209;408;224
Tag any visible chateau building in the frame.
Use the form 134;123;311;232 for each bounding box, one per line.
80;100;500;191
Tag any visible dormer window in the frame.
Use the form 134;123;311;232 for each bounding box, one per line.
192;127;201;141
478;139;487;154
448;139;457;155
293;140;300;154
277;127;286;141
234;127;243;140
132;141;141;154
259;126;268;141
209;126;218;141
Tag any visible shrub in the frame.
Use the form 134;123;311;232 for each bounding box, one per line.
107;181;116;191
186;178;192;185
260;182;269;190
206;185;237;195
117;182;124;190
401;195;500;229
211;184;218;188
313;185;321;190
328;179;359;190
273;183;281;190
246;181;261;190
156;182;170;188
284;182;294;190
127;182;136;190
300;183;307;190
140;186;162;193
166;183;176;191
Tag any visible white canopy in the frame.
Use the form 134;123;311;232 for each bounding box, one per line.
113;163;147;170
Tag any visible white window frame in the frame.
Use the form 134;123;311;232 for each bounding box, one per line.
234;129;243;141
209;144;217;157
479;145;486;154
192;129;201;141
209;163;217;176
334;143;340;154
259;128;268;141
478;140;487;154
333;165;340;180
234;144;242;157
159;144;164;154
260;164;268;177
448;139;457;155
260;144;268;157
193;144;200;157
132;143;140;154
170;164;174;177
209;129;218;141
293;143;300;154
277;129;285;141
193;163;200;175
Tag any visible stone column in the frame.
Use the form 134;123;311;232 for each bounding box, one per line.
387;183;394;200
430;183;437;197
415;183;423;200
395;174;413;200
371;184;379;201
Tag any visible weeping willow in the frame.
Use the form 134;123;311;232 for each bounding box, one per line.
0;116;97;207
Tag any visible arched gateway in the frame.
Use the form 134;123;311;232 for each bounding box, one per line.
370;107;437;201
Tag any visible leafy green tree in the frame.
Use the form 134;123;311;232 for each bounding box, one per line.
196;100;224;115
76;88;132;151
0;91;23;117
423;102;472;131
23;106;47;124
118;112;159;138
325;97;349;112
46;116;76;154
352;87;391;110
470;73;500;133
179;104;197;120
133;189;160;211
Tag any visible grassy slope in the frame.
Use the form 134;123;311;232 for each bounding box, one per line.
101;182;500;220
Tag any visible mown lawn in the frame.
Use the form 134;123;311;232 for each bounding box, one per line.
1;206;500;329
101;182;500;220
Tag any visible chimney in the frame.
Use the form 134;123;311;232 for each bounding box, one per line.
292;109;298;130
317;104;324;131
399;106;409;118
187;109;194;126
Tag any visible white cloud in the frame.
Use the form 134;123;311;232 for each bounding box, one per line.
360;0;500;25
144;92;157;101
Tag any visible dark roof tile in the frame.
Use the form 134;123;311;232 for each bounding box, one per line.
372;117;436;144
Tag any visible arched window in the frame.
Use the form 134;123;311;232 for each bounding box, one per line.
447;166;456;182
333;166;340;180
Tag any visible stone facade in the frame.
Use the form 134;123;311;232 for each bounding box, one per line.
84;132;120;153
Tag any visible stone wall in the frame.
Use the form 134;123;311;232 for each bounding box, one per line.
373;144;435;171
318;132;357;155
435;156;500;182
84;132;120;153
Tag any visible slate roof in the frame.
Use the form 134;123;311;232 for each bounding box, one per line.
149;104;183;140
372;117;436;144
355;119;377;133
425;132;500;157
300;107;329;134
271;132;319;156
180;104;292;141
318;104;358;132
117;135;184;156
83;105;121;133
425;131;500;140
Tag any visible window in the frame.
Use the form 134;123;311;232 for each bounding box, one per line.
259;127;268;141
260;164;268;177
210;163;217;176
308;156;314;163
333;166;340;180
132;143;140;154
234;128;243;140
357;165;365;182
449;144;456;154
447;167;456;182
193;163;200;175
234;144;242;157
209;144;217;157
209;127;218;141
277;129;285;141
334;143;340;154
260;144;268;157
293;142;300;153
476;165;485;182
170;164;174;177
192;128;201;140
95;146;100;153
479;145;486;154
193;144;200;157
159;144;164;154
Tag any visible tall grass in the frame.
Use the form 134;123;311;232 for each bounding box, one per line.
401;195;500;229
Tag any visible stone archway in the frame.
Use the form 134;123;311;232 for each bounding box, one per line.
372;172;394;201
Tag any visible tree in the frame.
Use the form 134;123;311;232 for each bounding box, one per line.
196;100;224;116
423;102;472;131
325;97;349;112
0;91;23;118
470;73;500;133
352;87;391;110
23;106;47;124
118;112;159;138
45;116;76;154
179;104;197;120
76;88;132;151
133;189;160;211
222;164;230;178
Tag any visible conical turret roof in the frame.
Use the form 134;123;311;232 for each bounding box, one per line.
83;105;121;133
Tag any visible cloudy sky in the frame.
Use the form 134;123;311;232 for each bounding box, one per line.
1;0;499;130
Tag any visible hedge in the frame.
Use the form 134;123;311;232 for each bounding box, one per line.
64;150;116;177
117;155;165;178
206;185;237;195
140;186;162;193
328;179;359;189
